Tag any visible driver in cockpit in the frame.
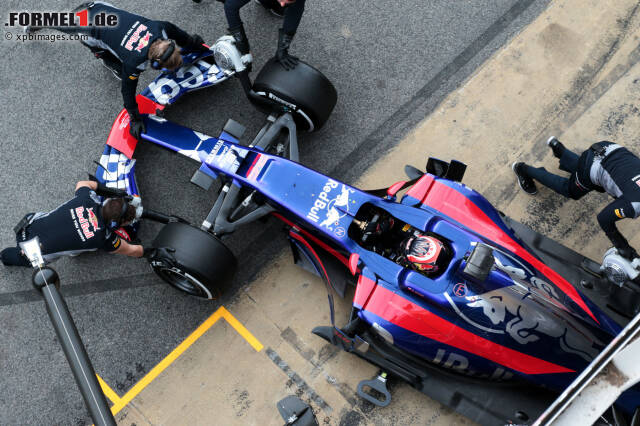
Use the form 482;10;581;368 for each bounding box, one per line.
398;234;449;275
355;215;450;276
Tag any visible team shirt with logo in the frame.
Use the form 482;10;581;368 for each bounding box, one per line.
84;3;191;111
27;187;121;262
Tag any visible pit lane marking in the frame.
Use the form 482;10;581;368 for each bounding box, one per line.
265;347;332;414
96;306;263;415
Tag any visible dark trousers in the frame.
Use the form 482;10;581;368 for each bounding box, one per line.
523;146;594;200
49;8;121;71
225;0;306;34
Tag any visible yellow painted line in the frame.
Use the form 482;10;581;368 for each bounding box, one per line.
104;306;262;415
96;374;122;406
219;306;264;352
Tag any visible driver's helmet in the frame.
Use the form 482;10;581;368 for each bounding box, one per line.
404;234;445;272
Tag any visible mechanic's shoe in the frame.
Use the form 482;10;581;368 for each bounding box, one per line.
512;162;537;195
546;136;566;159
254;0;285;17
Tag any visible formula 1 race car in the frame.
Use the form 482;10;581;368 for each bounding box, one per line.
96;35;337;267
96;37;640;426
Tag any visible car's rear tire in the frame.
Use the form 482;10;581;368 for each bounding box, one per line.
150;222;237;299
253;58;337;132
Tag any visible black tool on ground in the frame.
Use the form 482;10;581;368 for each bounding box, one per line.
357;372;392;407
276;396;318;426
21;237;116;426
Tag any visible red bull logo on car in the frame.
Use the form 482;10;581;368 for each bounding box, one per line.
306;179;354;232
464;286;603;362
306;178;339;223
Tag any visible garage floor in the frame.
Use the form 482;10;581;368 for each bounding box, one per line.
109;0;640;424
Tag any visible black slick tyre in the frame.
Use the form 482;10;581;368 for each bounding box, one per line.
150;222;237;299
253;58;337;132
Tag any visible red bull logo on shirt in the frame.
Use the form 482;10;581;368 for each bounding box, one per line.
124;23;151;51
87;208;100;231
72;206;97;241
135;31;151;52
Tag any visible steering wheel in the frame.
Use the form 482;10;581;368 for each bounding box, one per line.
361;214;381;243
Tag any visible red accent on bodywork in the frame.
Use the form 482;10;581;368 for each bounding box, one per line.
364;283;575;375
353;274;376;308
387;181;407;197
423;180;598;323
106;95;164;159
272;212;350;268
349;253;359;275
245;153;261;178
136;94;164;114
405;174;435;202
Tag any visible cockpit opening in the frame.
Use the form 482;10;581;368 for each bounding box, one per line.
348;203;453;278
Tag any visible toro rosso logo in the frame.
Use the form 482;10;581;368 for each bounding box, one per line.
307;179;354;231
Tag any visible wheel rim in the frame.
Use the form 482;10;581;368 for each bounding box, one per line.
154;265;214;299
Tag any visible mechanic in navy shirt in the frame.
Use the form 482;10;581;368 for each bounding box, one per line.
513;137;640;260
213;0;305;70
27;2;207;139
1;181;170;267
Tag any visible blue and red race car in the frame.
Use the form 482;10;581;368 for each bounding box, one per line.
96;39;639;425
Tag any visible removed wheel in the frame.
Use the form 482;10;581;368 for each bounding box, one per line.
150;222;237;299
253;57;337;132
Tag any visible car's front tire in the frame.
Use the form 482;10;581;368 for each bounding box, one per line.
150;222;237;299
253;58;338;132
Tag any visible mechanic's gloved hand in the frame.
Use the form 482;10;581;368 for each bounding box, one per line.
127;109;146;140
617;245;639;261
275;29;299;70
143;247;176;264
187;33;209;53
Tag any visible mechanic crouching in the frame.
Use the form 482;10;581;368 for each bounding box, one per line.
512;137;640;260
1;181;173;267
26;1;208;139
